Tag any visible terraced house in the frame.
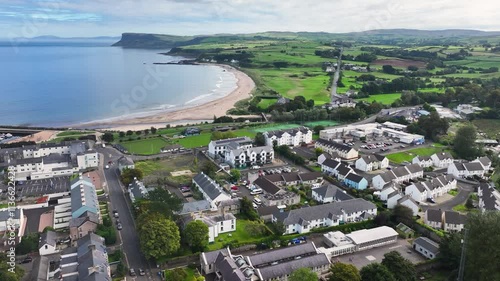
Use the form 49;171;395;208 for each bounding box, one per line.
315;139;359;160
355;154;389;172
263;126;313;147
273;198;376;235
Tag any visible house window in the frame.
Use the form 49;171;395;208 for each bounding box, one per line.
45;245;48;249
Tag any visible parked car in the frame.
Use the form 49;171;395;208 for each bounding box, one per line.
19;256;32;264
113;210;119;218
426;198;436;203
231;186;239;191
117;223;123;230
180;186;190;193
138;269;146;276
129;268;136;276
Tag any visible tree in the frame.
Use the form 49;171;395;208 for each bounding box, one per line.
306;99;315;108
313;125;325;135
119;131;126;138
138;214;180;261
230;169;241;182
119;168;143;186
465;196;474;209
151;127;157;134
240;197;259;220
453;125;479;160
183;220;209;252
438;231;463;270
201;161;218;179
254;132;266;146
126;130;134;136
245;221;267;237
140;187;182;218
390;205;414;226
329;262;361;281
144;129;150;135
381;251;417;281
315;147;324;157
289;268;318;281
360;263;396;281
102;132;114;143
0;254;24;281
382;65;396;74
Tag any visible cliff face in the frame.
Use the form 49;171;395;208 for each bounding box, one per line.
112;33;201;49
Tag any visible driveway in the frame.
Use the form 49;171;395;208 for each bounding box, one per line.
95;146;156;281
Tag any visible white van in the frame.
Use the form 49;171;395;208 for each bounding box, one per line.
253;198;262;205
250;188;263;195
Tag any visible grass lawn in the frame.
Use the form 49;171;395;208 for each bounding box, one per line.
121;137;169;155
448;190;458;196
135;161;164;177
174;130;257;148
386;145;451;164
358;93;402;105
207;219;269;251
257;98;277;109
0;203;9;209
473;119;500;139
252;123;302;133
304;121;339;127
453;204;468;212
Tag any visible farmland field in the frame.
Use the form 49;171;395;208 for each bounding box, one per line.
372;58;427;68
358;93;401;105
120;137;169;155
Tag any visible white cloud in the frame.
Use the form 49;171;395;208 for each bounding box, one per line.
2;0;499;37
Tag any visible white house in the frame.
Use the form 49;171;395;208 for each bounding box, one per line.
473;156;492;171
386;191;403;209
274;199;377;235
430;152;454;168
311;184;354;204
315;139;359;160
264;127;312;147
477;183;500;211
413;237;439;259
128;179;149;203
208;137;253;159
397;196;420;216
76;151;99;170
39;231;58;256
225;146;274;168
412;156;433;168
317;153;341;165
320;158;341;175
424;209;443;229
197;213;236;243
372;172;397;190
443;211;466;232
447;162;488;178
407;175;456;203
405;182;429;202
378;184;398;201
118;156;135;173
355;154;389;172
192;173;231;210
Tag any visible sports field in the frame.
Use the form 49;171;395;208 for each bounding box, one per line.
120;137;169;155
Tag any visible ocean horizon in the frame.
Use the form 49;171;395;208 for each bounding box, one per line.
0;42;237;127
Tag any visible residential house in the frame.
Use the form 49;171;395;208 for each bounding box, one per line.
257;206;280;222
208;137;253;159
406;175;457;202
317;153;341;166
0;208;25;245
405;182;430;203
344;173;369;190
70;175;100;219
39;230;58;256
425;209;443;229
477;183;500;211
191;213;236;243
386;191;403;209
330;94;356;108
160;144;183;153
281;172;301;186
378;184;398;201
252;177;301;206
447;162;488;178
117;156;135;173
336;164;354;181
69;211;99;242
372;172;397;190
299;172;324;187
473;156;492;171
355;154;389;172
430;152;454;168
263;127;313;147
192;173;232;210
397;196;419;216
320;158;341;175
273;198;377;235
413;237;439;259
311;184;354;204
128;179;149;203
372;164;423;189
443;211;466;232
226;146;274;168
315;139;359;160
412;155;433;168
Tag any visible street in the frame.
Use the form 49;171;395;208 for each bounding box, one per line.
95;146;156;281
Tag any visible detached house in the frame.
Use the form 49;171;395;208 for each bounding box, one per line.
355;154;389;172
430;152;454;168
315;139;359;160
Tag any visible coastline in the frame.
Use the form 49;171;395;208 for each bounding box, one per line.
74;64;255;131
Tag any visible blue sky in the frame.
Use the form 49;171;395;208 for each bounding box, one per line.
1;0;499;38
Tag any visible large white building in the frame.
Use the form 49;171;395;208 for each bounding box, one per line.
208;136;274;168
263;126;313;147
208;137;253;158
319;122;424;144
273;198;376;235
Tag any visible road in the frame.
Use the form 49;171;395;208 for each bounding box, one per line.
95;146;156;281
421;182;475;211
330;47;343;102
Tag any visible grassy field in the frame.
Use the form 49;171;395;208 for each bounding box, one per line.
252;123;302;133
257;98;277;109
120;137;169;155
386;145;451;164
57;130;95;137
304;121;339;127
207;219;269;251
472;119;500;138
358;93;402;105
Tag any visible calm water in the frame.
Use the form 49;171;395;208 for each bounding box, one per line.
0;43;236;127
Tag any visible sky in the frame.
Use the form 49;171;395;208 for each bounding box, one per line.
1;0;499;38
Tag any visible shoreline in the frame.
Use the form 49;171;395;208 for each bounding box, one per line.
73;64;255;131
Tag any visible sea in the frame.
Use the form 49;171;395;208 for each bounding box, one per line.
0;41;237;127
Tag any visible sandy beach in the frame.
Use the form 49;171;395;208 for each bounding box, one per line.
76;64;255;131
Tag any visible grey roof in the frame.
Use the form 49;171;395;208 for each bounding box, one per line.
231;145;273;156
179;200;212;214
316;139;353;153
282;172;301;182
212;136;252;146
257;205;280;217
218;198;241;208
416;155;432;161
405;163;423;174
257;253;330;280
322;158;340;169
453;163;466;171
254;177;281;195
412;182;427;193
392;166;410;177
464;162;484;171
265;126;311;138
414;237;439;255
118;156;134;166
23;206;55;234
476;156;491;167
263;173;285;183
14;157;43;165
345;173;365;183
39;230;57;248
215;252;246;281
69;211;100;228
361;154;386;164
129;180;148;200
444;211;466;225
202;249;229;266
433;152;453;160
380;171;397;182
71;179;99;218
43;153;71;164
426;209;442;223
0;208;21;220
248;242;318;267
276;198;376;226
478;183;499;210
397;196;418;206
193;173;223;200
336;164;352;176
299;172;323;182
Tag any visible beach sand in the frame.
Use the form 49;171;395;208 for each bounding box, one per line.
77;64;255;131
6;130;59;143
